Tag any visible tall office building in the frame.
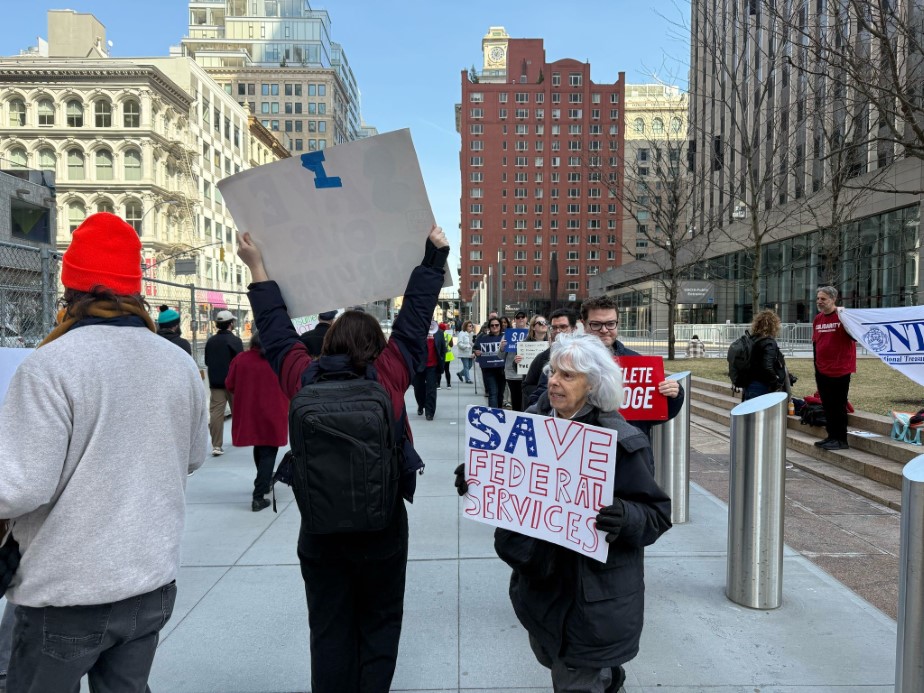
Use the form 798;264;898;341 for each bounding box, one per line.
181;0;369;151
457;27;625;312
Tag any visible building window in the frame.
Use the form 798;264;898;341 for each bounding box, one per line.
38;99;54;126
94;100;112;127
552;73;561;86
38;147;55;172
96;197;114;213
67;149;85;179
125;200;142;234
68;201;86;233
8;98;25;127
566;266;579;275
569;73;582;86
470;265;482;275
67;99;83;128
652;118;664;134
124;100;141;127
470;234;482;244
470;92;484;103
96;149;113;180
470;108;483;118
124;149;142;180
7;147;26;168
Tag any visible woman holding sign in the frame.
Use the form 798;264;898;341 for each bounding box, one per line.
458;333;671;693
474;318;507;408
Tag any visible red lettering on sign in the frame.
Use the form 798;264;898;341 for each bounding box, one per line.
496;487;514;523
544;419;584;460
543;505;563;532
510;457;526;487
490;453;507;485
469;450;488;477
565;511;583;545
463;478;481;516
482;485;497;520
555;468;572;503
580;429;613;480
529;463;550;496
510;494;533;525
582;516;600;553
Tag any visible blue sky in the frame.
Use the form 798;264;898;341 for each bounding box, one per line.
0;1;691;275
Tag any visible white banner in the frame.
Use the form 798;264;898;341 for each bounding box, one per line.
839;307;924;386
461;405;617;562
217;129;452;318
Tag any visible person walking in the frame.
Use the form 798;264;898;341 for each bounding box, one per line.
0;212;208;693
741;310;787;401
455;320;475;384
300;310;337;357
237;224;448;693
474;317;506;408
813;286;856;450
225;331;289;512
440;323;455;389
156;304;192;355
413;321;446;420
204;309;244;456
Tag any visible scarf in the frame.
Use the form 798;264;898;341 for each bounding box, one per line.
39;301;156;348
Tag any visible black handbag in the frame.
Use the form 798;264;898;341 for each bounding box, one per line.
0;533;21;599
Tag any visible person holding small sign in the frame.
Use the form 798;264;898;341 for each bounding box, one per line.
456;333;671;693
474;318;507;408
501;310;530;411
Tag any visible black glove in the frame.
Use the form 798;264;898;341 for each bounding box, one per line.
0;536;21;598
453;464;468;496
595;499;626;543
423;238;450;271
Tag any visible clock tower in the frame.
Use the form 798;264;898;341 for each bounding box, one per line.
482;26;509;73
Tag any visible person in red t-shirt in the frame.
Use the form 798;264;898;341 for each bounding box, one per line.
812;286;856;450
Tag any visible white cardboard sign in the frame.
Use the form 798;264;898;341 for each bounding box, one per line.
217;129;452;318
461;405;617;562
517;341;548;375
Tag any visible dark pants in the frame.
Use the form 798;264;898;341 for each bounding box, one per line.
413;366;439;417
816;370;851;443
507;378;524;411
742;380;771;401
7;582;176;693
297;504;409;693
529;634;625;693
253;445;278;499
443;361;452;387
482;368;506;408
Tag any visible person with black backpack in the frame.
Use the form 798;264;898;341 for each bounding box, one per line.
740;310;787;401
237;225;448;693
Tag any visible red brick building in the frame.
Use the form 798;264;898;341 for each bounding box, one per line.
457;27;625;314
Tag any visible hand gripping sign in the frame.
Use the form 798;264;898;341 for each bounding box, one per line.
217;129;453;320
616;355;668;421
461;405;617;562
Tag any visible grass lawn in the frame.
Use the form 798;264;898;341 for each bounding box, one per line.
666;356;924;417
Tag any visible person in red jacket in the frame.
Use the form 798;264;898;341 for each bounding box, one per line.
813;285;856;450
225;331;289;511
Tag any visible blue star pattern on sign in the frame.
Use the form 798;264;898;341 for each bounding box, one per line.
504;415;539;458
467;406;506;450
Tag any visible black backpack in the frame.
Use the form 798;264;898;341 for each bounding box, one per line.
727;331;755;388
799;403;827;428
288;373;401;534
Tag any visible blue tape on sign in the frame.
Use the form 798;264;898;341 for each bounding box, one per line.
300;151;343;189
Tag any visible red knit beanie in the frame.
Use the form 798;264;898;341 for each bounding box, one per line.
62;212;142;295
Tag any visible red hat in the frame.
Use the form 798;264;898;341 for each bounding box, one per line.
62;213;142;295
438;322;448;330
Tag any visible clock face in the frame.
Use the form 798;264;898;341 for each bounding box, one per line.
489;46;505;63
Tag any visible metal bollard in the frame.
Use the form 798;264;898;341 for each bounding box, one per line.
726;391;788;609
896;455;924;692
651;371;691;524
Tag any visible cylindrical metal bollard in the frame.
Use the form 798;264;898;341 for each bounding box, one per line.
651;371;691;524
896;455;924;692
726;391;788;609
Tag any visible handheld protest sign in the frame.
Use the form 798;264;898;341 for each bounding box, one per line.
616;355;668;421
475;336;505;368
217;129;452;319
504;328;528;352
517;341;548;375
461;405;616;562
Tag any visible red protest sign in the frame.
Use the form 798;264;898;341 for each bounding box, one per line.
615;355;667;421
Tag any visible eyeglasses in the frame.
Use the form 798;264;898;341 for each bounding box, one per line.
533;320;547;326
587;320;619;332
489;323;501;328
550;324;571;332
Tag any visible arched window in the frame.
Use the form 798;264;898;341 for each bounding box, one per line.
633;118;644;134
68;201;86;233
96;149;114;180
670;117;682;133
67;149;85;180
125;200;143;234
8;99;25;127
38;148;55;172
124;149;142;180
37;99;54;126
8;147;27;168
94;100;112;127
96;198;114;214
123;100;141;128
66;100;84;127
652;118;664;134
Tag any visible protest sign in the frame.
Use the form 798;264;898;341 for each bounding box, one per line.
217;129;452;319
461;405;616;562
839;307;924;387
291;315;319;335
616;355;667;421
475;334;505;368
503;328;528;352
517;341;548;375
0;348;32;405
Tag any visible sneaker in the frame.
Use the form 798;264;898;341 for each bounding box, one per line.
426;415;434;421
252;497;270;512
437;386;441;390
466;380;473;384
211;447;224;456
820;439;849;451
417;407;423;416
813;438;832;448
447;384;452;389
457;372;464;382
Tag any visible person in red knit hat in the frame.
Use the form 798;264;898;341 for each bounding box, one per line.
0;212;209;693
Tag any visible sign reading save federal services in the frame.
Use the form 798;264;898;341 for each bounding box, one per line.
461;405;616;562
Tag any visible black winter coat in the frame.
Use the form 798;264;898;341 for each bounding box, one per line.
156;327;192;356
299;321;330;357
495;396;672;669
204;330;244;388
747;336;786;390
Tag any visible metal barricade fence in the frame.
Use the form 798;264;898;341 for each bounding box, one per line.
0;240;57;347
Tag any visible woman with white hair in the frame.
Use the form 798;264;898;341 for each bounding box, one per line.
458;333;671;692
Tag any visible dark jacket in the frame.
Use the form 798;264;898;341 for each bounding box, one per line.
156;327;192;356
419;329;447;372
496;395;671;669
748;336;786;390
204;330;244;388
299;321;331;357
527;339;685;438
